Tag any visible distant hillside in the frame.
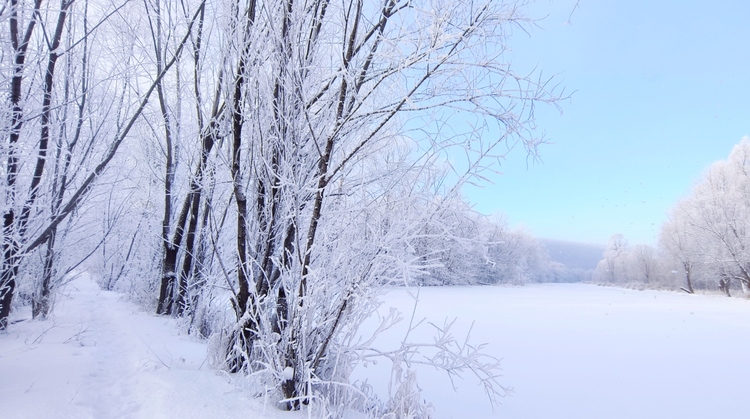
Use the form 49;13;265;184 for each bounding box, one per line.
541;239;604;271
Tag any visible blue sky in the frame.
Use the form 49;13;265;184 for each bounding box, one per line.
465;0;750;245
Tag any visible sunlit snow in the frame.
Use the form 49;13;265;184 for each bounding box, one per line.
2;275;748;418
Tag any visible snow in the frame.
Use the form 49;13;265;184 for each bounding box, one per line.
363;284;750;419
283;366;295;381
2;275;750;419
0;273;300;419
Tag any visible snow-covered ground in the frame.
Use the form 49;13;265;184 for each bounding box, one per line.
0;273;300;419
2;276;749;419
365;284;750;419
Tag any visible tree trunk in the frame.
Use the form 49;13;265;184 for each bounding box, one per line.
28;0;71;319
175;189;202;316
683;262;694;294
33;232;56;319
225;0;257;373
156;245;179;315
0;212;19;330
0;0;43;329
156;126;215;315
719;275;731;297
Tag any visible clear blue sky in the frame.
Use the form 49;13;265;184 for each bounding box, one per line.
465;0;750;245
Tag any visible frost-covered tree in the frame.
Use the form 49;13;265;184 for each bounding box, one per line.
593;239;669;288
593;234;628;284
630;244;661;285
413;211;554;286
657;137;750;295
1;0;566;414
480;226;552;284
210;0;564;410
0;0;207;328
660;205;704;293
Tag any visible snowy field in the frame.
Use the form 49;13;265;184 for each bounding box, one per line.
367;285;750;419
2;275;749;419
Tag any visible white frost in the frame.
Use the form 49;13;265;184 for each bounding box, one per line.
283;366;294;381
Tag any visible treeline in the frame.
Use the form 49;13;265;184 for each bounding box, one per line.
414;211;589;286
593;138;750;296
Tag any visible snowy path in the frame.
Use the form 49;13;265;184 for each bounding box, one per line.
0;274;292;419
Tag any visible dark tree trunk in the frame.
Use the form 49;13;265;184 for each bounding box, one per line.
227;0;257;373
28;0;71;319
0;212;19;330
157;245;179;315
156;125;215;315
684;262;694;294
719;275;731;297
0;0;43;330
149;0;177;315
33;232;56;318
175;189;202;316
